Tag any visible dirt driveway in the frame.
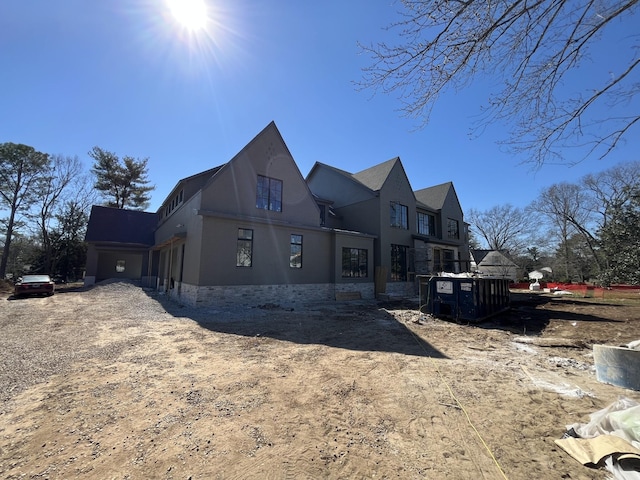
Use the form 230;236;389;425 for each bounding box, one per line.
1;281;639;479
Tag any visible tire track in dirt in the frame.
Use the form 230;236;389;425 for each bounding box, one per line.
3;283;639;479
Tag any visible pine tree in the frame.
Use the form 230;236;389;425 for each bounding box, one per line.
89;147;154;210
598;190;640;285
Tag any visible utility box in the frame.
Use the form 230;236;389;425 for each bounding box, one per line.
418;276;511;323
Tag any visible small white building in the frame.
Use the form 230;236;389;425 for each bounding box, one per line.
470;249;518;282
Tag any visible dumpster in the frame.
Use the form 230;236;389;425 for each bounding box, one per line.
418;276;510;323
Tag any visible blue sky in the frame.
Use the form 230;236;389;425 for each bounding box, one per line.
2;1;638;215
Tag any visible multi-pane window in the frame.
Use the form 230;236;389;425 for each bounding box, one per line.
447;218;459;239
236;228;253;267
163;189;184;219
417;212;436;236
256;175;282;212
290;234;303;268
390;244;408;281
342;248;368;278
390;202;408;229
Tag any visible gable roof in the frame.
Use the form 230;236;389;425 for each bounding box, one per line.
85;205;157;246
159;122;292;212
470;249;517;265
202;121;301;189
470;249;491;264
308;157;406;195
352;157;399;191
158;165;224;213
306;161;376;194
177;165;224;190
414;182;454;210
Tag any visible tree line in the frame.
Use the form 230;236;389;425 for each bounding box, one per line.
0;143;153;281
466;161;640;285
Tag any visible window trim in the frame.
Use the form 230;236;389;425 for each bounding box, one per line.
341;247;368;278
162;189;184;220
390;201;408;229
236;228;253;267
443;248;456;272
390;244;408;281
290;234;303;269
256;175;283;212
417;211;436;236
447;218;459;240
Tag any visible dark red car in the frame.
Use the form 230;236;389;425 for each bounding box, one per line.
14;274;55;297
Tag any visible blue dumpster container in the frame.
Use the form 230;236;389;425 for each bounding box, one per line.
418;276;510;323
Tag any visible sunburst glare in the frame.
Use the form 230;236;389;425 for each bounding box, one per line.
166;0;207;31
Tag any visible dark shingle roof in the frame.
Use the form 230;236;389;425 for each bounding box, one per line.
414;182;453;210
470;249;491;263
158;165;224;213
352;158;399;191
85;206;157;246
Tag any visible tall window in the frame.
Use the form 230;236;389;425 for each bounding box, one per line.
342;248;368;278
433;248;442;272
390;244;408;281
390;202;408;229
256;175;282;212
417;212;436;236
447;218;459;239
236;228;253;267
290;234;303;268
319;204;326;226
444;249;456;272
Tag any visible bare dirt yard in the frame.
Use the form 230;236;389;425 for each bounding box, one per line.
1;280;639;480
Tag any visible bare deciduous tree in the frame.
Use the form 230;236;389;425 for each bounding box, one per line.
30;154;83;273
359;0;640;166
538;182;601;278
538;161;640;278
466;204;534;253
582;160;640;227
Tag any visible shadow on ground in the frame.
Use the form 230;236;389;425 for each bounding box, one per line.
152;292;448;359
431;291;626;336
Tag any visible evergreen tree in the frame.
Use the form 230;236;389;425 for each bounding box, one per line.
598;190;640;285
89;147;154;210
0;143;50;278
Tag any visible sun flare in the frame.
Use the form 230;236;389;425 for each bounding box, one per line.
166;0;207;31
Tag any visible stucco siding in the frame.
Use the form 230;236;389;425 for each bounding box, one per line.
179;193;204;285
377;162;416;283
306;166;375;209
332;231;375;284
200;127;320;227
95;251;144;282
196;216;333;286
332;197;379;237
